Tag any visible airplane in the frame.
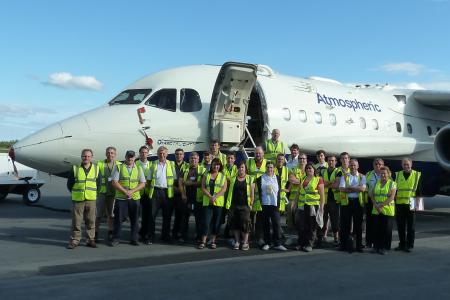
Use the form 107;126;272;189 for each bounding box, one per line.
10;62;450;196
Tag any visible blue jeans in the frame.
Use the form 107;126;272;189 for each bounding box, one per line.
201;205;223;236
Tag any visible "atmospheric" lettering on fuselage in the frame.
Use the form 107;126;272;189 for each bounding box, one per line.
317;93;382;112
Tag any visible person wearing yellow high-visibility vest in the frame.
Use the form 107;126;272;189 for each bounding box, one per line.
96;146;121;243
334;152;350;246
318;155;340;246
180;152;206;242
263;129;286;162
246;146;267;246
287;153;307;245
172;148;189;243
295;163;325;252
339;159;366;253
202;140;226;166
364;158;384;249
66;149;100;249
199;158;228;249
394;158;422;252
371;166;397;255
147;146;178;243
110;150;146;246
226;161;255;251
135;146;152;245
201;151;213;172
313;149;328;176
222;152;238;239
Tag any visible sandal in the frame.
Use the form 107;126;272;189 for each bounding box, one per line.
210;243;217;249
197;243;205;249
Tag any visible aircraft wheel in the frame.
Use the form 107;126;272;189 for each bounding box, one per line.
23;187;41;205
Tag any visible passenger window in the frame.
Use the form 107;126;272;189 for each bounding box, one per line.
145;89;176;112
396;122;402;133
314;112;322;124
109;89;152;105
329;113;337;126
372;119;379;130
359;117;366;129
298;110;307;122
407;123;412;134
180;89;202;112
427;126;432;136
282;108;291;121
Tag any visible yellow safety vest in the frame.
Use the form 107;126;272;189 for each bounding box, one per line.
135;160;151;196
72;164;99;201
274;166;288;212
223;164;238;180
148;160;176;199
183;165;206;203
247;158;267;179
335;166;349;204
288;167;305;201
372;179;396;216
226;175;253;209
395;170;421;205
115;163;142;200
97;160;121;194
202;151;226;166
364;170;376;204
264;139;285;162
203;172;226;207
340;173;364;207
322;167;338;204
299;176;321;206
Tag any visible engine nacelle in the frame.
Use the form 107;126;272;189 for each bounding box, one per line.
434;124;450;172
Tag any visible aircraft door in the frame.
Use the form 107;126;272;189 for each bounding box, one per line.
209;62;257;145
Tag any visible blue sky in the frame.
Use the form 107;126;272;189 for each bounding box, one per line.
1;0;450;140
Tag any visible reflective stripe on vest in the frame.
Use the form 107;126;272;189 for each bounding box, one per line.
226;175;253;209
264;139;285;162
395;170;421;205
183;165;206;203
334;166;349;204
372;179;396;216
274;166;288;212
72;164;98;201
203;172;226;207
340;173;364;207
247;159;267;179
115;164;142;200
322;167;338;204
97;160;121;194
223;165;238;180
148;161;175;198
288;167;305;201
136;160;151;196
299;176;320;206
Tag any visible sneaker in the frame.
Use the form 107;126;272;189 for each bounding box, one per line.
273;245;287;251
86;240;97;248
109;240;119;247
129;240;139;246
258;239;265;247
229;239;236;247
66;241;78;249
241;243;250;251
262;244;270;251
143;239;152;245
285;238;294;246
303;246;313;252
233;242;240;250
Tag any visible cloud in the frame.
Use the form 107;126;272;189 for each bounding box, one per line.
378;62;425;76
0;104;56;118
380;81;450;91
43;72;103;91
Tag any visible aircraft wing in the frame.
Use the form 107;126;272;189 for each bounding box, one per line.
413;90;450;110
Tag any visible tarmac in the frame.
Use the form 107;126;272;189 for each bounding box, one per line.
0;173;450;299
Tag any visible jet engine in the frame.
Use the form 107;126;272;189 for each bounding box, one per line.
434;124;450;172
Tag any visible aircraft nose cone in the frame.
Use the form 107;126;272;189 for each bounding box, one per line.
14;123;66;173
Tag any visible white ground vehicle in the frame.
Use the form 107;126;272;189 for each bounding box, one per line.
0;152;45;205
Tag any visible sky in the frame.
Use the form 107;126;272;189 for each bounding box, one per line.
1;0;450;141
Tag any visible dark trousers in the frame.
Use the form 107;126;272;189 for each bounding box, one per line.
374;214;393;250
172;193;188;239
365;200;375;247
296;205;318;248
139;194;152;241
320;200;340;237
201;205;223;236
262;205;282;246
151;188;174;240
251;211;264;240
340;199;364;249
396;204;415;248
113;199;140;242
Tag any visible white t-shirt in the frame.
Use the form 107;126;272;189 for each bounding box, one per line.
339;173;366;198
260;173;279;206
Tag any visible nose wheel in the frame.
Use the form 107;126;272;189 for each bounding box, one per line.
23;187;41;205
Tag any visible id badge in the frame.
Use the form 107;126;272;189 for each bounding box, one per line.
190;176;196;181
108;177;112;182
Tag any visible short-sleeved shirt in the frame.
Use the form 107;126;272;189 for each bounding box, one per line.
339;173;366;198
260;174;279;206
111;164;146;183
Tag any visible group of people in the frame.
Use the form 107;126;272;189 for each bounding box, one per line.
67;129;422;255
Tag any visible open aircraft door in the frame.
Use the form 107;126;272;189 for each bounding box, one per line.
209;62;258;146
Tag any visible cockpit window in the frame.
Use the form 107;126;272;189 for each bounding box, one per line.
109;89;152;105
145;89;176;112
180;89;202;112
